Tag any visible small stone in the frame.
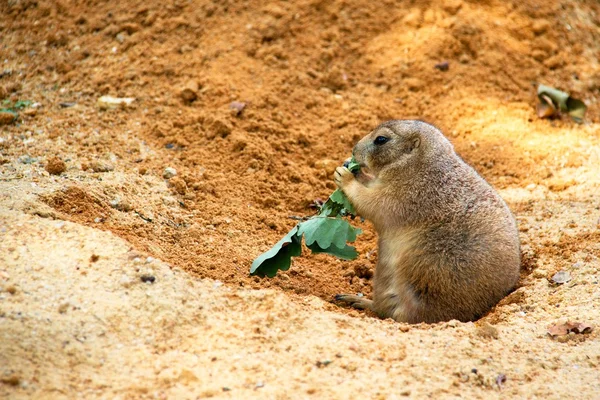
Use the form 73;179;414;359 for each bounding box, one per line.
109;198;132;212
0;375;20;386
404;77;423;91
45;157;67;175
446;319;459;327
115;32;127;43
551;270;571;284
163;167;177;179
532;19;550;35
315;360;332;368
180;44;193;53
229;101;246;116
23;108;37;117
90;160;115;172
58;302;70;314
18;155;37;164
434;61;450;71
180;81;199;103
97;96;135;110
140;275;156;283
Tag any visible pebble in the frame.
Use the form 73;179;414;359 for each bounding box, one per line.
532;19;550;35
163;167;177;179
229;101;246;116
109;198;132;212
404;77;423;91
434;61;450;71
90;160;115;172
0;111;16;125
140;275;156;283
18;155;37;164
551;270;571;284
180;81;199;103
97;96;135;110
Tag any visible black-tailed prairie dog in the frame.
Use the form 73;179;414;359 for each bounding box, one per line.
334;120;520;323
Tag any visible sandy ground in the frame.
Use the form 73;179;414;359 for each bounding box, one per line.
1;0;600;398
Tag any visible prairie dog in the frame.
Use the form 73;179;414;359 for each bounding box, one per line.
334;120;520;323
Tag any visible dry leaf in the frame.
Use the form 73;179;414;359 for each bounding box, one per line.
547;321;593;337
496;374;507;390
536;97;556;119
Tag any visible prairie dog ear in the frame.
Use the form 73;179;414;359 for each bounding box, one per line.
407;137;420;153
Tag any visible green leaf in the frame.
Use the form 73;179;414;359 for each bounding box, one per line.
346;158;361;173
329;189;356;215
537;84;569;111
306;242;358;260
13;100;32;110
250;225;302;277
298;217;361;249
0;109;18;117
250;156;364;277
566;97;587;123
320;189;354;217
537;84;587;123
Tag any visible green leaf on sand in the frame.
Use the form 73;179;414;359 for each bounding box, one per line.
250;156;363;277
250;226;302;277
537;84;587;123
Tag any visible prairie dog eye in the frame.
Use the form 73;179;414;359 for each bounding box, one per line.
374;136;389;145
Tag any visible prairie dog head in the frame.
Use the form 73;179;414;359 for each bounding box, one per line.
352;120;454;182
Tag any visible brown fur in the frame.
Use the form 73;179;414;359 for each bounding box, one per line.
334;120;520;323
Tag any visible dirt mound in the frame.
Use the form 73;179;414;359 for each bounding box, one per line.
2;0;599;300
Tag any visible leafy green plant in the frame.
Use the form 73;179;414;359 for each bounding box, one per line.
250;159;362;277
0;99;33;118
536;84;586;123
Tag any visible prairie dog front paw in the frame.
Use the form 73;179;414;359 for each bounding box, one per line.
334;166;354;190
